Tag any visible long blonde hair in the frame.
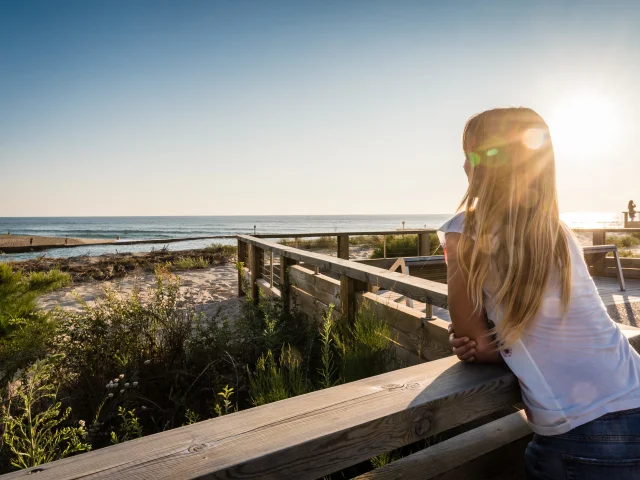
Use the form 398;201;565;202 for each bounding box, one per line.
458;107;571;346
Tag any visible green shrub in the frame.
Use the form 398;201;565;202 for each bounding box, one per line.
50;272;236;439
334;300;396;383
617;249;640;258
606;234;640;249
248;345;308;407
279;237;338;250
1;357;90;471
370;233;441;259
170;256;209;270
317;306;339;389
0;264;70;334
349;235;384;247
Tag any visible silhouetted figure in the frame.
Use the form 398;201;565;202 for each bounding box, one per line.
30;238;33;246
65;237;68;245
629;200;637;220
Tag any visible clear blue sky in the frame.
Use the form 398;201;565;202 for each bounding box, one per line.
2;0;639;216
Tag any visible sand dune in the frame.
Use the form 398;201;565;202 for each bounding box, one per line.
38;263;243;321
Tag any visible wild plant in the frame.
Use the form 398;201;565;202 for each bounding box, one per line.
109;407;143;444
1;357;90;470
317;305;339;389
248;345;308;407
213;385;237;417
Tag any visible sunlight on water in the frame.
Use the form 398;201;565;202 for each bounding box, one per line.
560;212;623;229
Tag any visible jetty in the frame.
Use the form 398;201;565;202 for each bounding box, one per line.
4;228;640;479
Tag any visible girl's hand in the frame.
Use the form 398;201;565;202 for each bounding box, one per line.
448;323;477;363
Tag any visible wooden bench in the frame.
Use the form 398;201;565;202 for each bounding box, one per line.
583;245;626;291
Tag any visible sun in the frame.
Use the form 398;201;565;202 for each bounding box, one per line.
547;93;618;157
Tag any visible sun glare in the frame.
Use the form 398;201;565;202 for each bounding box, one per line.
548;94;618;157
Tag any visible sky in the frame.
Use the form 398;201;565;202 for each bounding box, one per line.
2;0;640;216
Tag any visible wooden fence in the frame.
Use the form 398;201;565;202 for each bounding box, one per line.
583;228;640;279
5;233;640;480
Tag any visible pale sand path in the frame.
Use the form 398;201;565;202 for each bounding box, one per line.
38;263;243;321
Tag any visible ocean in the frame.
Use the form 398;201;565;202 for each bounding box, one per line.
0;213;624;262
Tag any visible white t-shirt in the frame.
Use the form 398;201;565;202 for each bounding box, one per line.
440;212;640;436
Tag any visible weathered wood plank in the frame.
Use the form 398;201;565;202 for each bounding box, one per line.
237;236;449;308
257;278;281;299
254;229;437;239
337;234;349;260
358;293;451;361
290;285;339;320
237;240;247;296
341;274;368;321
289;265;341;309
355;411;531;480
3;359;520;480
280;257;296;313
418;233;430;257
591;231;606;276
250;245;263;303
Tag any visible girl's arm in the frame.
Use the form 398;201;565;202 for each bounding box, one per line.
445;232;502;363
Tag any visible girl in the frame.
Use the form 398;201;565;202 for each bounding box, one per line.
442;107;640;479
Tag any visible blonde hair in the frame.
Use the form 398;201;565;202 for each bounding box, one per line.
457;107;571;346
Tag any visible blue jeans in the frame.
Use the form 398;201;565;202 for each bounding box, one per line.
525;407;640;479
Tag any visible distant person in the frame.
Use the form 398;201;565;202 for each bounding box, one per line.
64;237;68;245
30;238;33;246
629;199;636;220
443;108;640;479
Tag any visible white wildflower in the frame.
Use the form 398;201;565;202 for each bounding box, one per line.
144;360;151;365
124;383;130;387
119;374;125;379
120;389;124;394
78;420;86;427
132;381;138;387
108;393;114;398
141;406;147;410
114;378;119;383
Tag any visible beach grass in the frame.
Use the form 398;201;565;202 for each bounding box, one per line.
9;244;236;283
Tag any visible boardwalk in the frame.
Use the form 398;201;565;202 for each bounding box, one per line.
376;277;640;326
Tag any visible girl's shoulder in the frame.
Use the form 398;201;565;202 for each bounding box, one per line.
439;212;466;235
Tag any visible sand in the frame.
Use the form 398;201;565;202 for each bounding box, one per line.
38;263;244;322
0;234;113;249
35;245;374;321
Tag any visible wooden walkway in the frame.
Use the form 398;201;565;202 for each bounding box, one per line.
376;276;640;323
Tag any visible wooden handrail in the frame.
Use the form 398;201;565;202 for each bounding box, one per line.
1;358;519;480
253;229;437;238
237;235;448;308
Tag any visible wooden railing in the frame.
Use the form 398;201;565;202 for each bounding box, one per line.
251;229;437;260
579;227;640;279
6;236;640;480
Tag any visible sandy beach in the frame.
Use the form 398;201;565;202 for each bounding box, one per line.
38;262;244;321
0;234;113;249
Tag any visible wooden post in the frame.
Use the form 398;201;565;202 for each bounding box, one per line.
418;233;430;257
592;230;606;277
383;235;387;259
237;240;246;297
270;251;274;288
340;274;367;321
624;212;629;228
280;256;295;313
250;245;264;304
337;234;349;260
425;303;434;320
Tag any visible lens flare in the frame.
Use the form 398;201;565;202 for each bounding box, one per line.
522;128;546;150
